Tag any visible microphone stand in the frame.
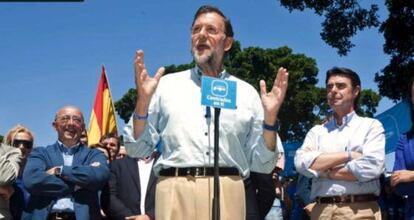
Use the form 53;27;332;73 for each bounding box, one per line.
212;107;221;220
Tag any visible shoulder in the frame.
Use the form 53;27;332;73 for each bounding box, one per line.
159;69;192;83
31;144;55;155
112;156;134;167
356;116;384;131
228;75;258;94
0;143;20;155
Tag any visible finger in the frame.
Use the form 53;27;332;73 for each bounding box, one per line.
259;80;267;97
276;67;289;90
154;67;166;81
135;50;145;82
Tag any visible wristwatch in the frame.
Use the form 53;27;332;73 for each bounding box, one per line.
54;166;62;177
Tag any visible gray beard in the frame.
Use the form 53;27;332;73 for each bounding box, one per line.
192;49;217;69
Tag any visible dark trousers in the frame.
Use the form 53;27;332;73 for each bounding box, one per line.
245;172;277;220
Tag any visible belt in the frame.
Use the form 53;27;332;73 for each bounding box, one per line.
159;167;239;177
48;212;76;220
316;194;378;204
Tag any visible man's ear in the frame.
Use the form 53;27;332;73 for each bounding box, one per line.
224;37;233;52
353;85;361;98
52;121;58;131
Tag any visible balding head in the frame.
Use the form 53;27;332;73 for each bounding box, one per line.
52;105;85;147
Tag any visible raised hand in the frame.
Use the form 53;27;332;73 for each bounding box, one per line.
260;67;289;123
135;50;165;104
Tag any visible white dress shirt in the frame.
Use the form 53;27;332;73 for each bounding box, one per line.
124;67;282;178
138;158;154;214
294;111;385;199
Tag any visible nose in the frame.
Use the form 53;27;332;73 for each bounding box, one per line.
198;27;208;39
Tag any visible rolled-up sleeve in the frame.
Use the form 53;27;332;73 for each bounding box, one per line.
123;93;161;158
294;127;324;178
345;119;385;182
249;130;281;173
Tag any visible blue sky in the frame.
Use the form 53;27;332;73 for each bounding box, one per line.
0;0;392;146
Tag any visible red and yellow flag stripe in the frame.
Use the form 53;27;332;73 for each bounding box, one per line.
88;66;118;145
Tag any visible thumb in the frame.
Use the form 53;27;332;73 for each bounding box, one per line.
154;67;165;81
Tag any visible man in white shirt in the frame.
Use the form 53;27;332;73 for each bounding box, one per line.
294;67;385;219
123;5;288;220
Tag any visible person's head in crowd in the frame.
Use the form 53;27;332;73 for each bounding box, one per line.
4;124;34;160
190;5;234;72
52;105;85;147
80;129;88;146
325;67;361;115
99;133;120;161
408;77;414;134
116;146;127;159
90;143;111;164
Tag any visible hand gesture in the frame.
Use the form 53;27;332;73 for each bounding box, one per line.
135;50;165;103
390;170;414;187
260;67;289;121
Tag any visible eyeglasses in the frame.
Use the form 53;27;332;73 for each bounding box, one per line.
13;139;33;149
57;115;84;125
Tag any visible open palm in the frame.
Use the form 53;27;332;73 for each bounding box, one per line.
260;67;289;117
134;50;165;101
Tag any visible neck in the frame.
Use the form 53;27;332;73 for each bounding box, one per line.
198;64;223;77
60;140;79;148
333;109;353;125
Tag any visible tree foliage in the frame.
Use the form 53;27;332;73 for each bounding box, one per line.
278;0;413;101
279;0;380;56
115;41;380;142
375;0;414;101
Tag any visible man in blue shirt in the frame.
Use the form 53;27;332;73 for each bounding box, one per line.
22;105;110;220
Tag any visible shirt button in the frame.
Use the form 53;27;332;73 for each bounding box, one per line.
206;152;210;155
204;132;208;136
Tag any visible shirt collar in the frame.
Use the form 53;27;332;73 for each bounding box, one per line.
193;66;229;82
333;111;356;129
57;140;80;155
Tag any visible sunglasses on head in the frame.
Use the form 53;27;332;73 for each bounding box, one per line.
13;139;33;149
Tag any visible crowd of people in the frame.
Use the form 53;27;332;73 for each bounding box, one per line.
1;4;413;220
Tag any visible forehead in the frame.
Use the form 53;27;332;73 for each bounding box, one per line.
14;132;32;140
193;12;225;28
103;137;118;144
327;75;352;85
57;107;83;118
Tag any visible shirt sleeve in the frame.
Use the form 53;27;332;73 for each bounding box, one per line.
392;133;414;196
294;126;324;178
123;91;161;158
246;92;280;174
345;119;385;182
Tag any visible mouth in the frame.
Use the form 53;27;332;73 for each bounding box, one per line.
196;43;210;52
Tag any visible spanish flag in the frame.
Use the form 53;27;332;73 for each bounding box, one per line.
88;66;118;145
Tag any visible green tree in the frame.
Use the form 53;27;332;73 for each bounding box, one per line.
115;42;380;142
278;0;413;101
0;135;3;143
279;0;380;56
375;0;414;101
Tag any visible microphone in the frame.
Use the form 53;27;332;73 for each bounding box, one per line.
205;106;211;119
